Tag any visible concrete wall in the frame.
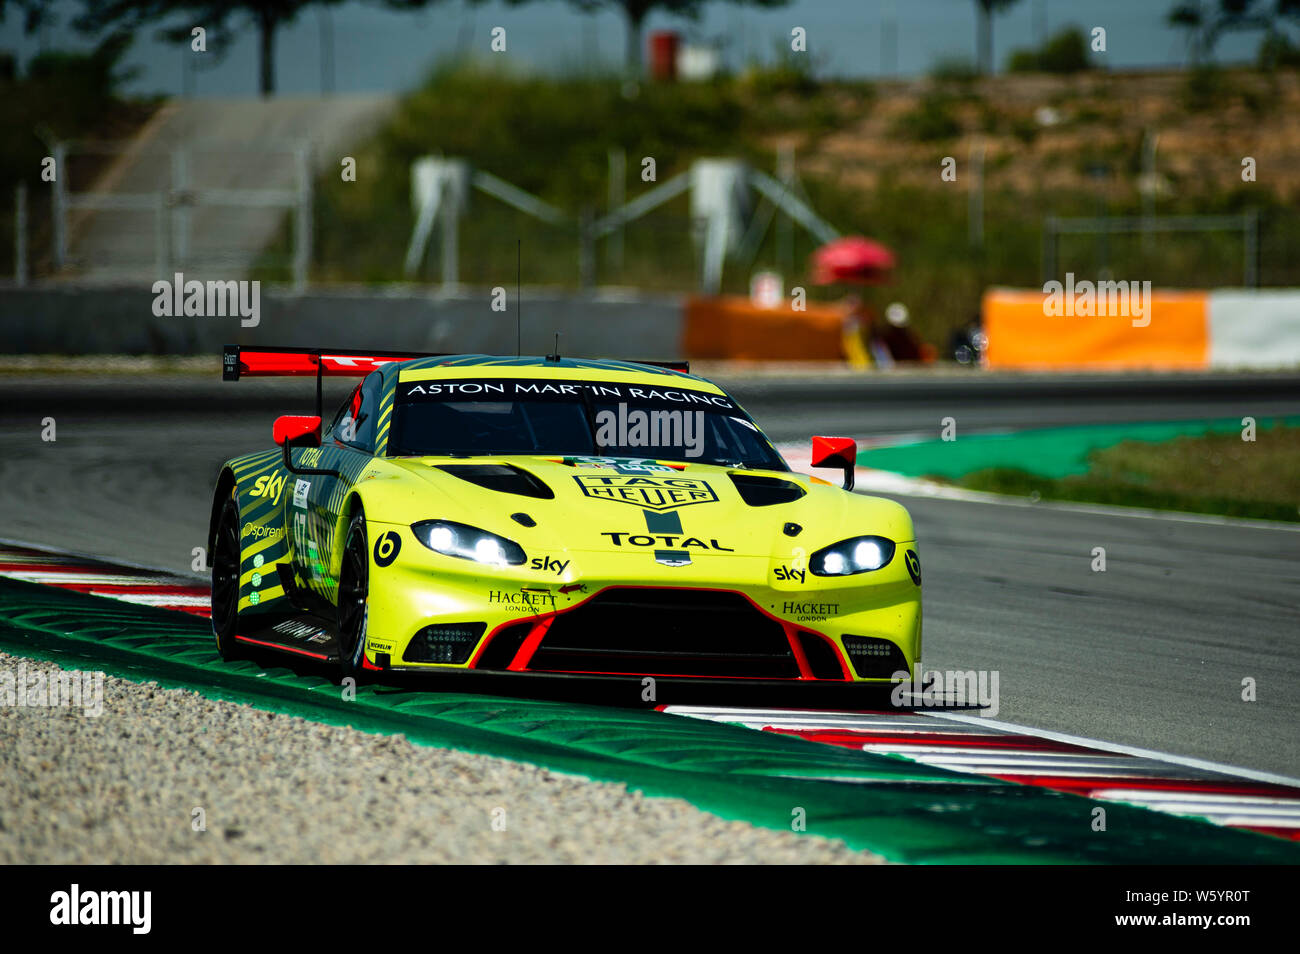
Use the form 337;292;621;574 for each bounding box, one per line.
1208;291;1300;369
0;285;686;359
984;286;1300;370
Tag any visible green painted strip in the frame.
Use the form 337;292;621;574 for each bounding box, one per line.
861;416;1300;480
0;578;1295;864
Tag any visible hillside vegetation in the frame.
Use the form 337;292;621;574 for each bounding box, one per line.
257;59;1300;347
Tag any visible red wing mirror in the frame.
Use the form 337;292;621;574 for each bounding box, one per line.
273;415;341;479
811;436;857;492
273;415;322;448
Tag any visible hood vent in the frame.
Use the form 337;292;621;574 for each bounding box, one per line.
729;473;805;507
437;463;555;499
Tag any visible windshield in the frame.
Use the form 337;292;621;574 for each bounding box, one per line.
387;377;787;470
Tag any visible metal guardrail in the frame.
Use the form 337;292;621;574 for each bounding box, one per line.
49;140;313;288
1042;212;1261;287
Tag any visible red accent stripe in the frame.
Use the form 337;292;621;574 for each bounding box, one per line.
507;617;554;672
784;624;814;680
1240;826;1300;841
234;634;330;661
168;605;213;618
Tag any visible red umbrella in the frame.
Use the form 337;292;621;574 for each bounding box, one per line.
811;236;896;285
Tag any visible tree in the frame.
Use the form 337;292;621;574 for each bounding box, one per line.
1168;1;1211;63
74;1;330;96
0;0;50;33
1006;25;1092;73
75;0;445;97
1167;0;1300;65
973;0;1022;75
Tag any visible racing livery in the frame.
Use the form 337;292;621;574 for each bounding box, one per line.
209;346;922;684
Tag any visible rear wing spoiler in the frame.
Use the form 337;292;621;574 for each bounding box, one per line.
222;345;441;382
222;345;689;381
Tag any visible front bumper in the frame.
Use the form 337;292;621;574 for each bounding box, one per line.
361;519;922;683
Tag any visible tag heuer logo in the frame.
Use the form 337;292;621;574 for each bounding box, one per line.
573;475;717;511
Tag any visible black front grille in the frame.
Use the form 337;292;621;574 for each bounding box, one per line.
474;621;531;670
525;588;800;679
796;631;849;680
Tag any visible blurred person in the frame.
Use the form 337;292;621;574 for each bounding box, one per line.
840;293;874;368
872;302;927;365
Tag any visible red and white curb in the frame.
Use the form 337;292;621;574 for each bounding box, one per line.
0;543;210;617
4;542;1297;841
663;705;1300;842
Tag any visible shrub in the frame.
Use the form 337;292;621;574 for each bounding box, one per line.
1007;26;1092;74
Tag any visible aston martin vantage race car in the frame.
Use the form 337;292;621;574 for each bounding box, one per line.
209;346;922;685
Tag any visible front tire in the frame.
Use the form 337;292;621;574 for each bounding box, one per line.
337;512;370;676
211;496;243;660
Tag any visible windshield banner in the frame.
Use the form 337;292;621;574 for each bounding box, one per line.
399;379;736;410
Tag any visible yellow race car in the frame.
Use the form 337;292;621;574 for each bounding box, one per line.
209;347;922;687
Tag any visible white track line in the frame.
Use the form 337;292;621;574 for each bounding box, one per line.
924;712;1300;789
1;571;193;587
98;593;210;607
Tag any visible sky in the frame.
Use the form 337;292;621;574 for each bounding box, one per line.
0;0;1269;98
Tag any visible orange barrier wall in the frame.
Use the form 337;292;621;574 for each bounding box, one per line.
983;288;1209;370
683;295;845;360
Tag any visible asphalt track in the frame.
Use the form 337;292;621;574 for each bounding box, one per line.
2;371;1298;778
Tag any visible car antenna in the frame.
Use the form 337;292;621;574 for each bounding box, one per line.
516;238;521;357
546;332;561;362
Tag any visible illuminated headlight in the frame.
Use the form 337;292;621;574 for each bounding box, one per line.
411;520;526;566
809;535;896;576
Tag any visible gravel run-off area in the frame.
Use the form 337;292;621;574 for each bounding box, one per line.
0;651;885;864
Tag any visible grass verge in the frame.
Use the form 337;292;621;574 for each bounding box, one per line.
950;426;1300;522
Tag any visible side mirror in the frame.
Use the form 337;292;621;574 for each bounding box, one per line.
811;436;857;492
273;415;321;448
273;415;340;478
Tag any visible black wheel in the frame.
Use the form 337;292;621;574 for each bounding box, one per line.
337;512;370;676
211;496;243;660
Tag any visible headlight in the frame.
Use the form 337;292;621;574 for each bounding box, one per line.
411;520;527;566
808;535;895;576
